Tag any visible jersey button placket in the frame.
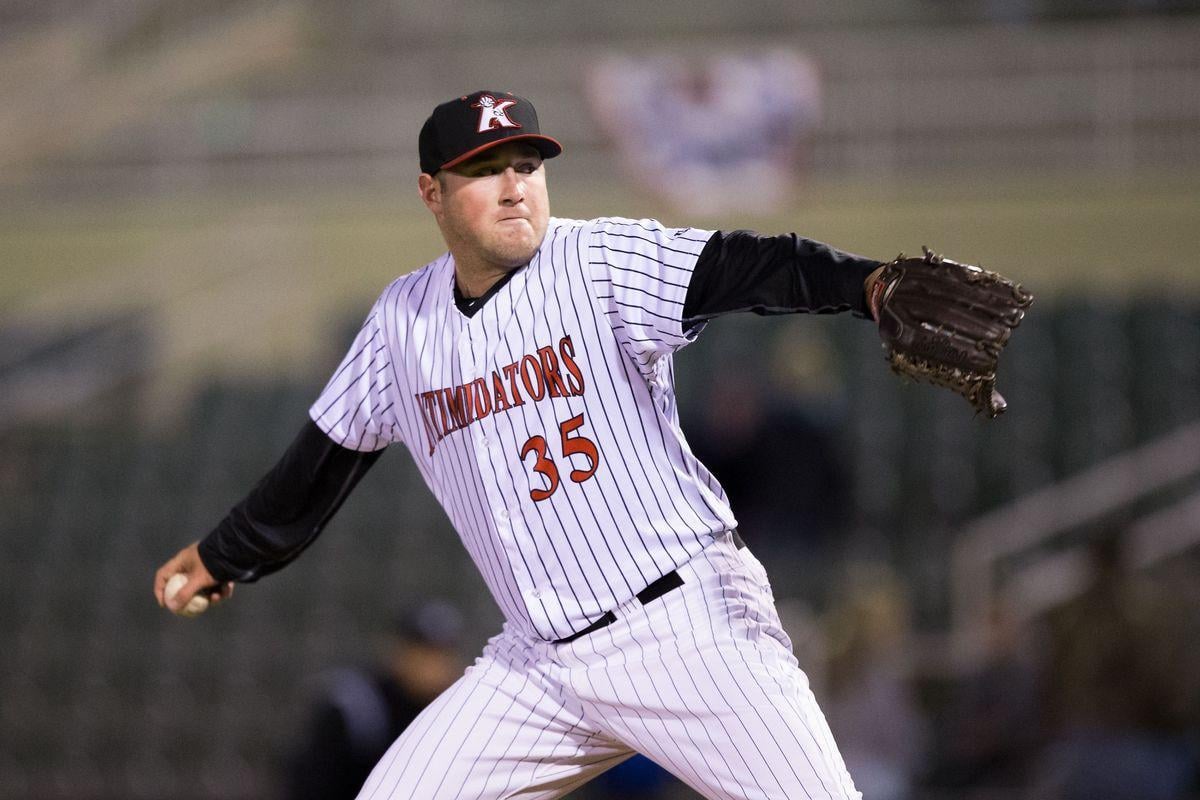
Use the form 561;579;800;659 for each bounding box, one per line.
493;495;518;539
457;336;474;374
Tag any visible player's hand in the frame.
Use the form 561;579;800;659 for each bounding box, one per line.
154;542;234;613
863;264;888;320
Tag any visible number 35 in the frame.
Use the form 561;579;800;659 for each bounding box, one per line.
519;413;600;501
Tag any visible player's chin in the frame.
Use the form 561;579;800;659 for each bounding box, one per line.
490;231;542;267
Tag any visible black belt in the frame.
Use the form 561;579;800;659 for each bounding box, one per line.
553;530;746;645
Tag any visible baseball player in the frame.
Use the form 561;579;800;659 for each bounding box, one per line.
153;89;971;799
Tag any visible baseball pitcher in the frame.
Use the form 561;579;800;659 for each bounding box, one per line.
155;90;1030;799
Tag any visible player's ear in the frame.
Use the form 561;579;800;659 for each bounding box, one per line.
418;172;442;214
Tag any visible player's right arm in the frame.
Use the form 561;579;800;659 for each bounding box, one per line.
200;419;386;581
155;296;402;613
154;420;385;612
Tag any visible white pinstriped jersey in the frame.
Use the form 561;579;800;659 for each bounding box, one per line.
311;216;737;641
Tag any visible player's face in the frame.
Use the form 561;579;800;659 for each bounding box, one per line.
422;143;550;273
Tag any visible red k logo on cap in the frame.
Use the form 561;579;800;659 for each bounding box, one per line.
472;94;521;134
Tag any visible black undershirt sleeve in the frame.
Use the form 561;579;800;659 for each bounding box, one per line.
682;230;881;331
197;419;384;583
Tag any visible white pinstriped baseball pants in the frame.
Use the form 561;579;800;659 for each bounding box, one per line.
355;533;861;799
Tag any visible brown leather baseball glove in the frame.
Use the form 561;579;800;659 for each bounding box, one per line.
867;247;1033;418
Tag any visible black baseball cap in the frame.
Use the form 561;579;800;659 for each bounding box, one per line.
419;90;563;175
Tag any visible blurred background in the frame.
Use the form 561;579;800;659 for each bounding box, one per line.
2;0;1199;798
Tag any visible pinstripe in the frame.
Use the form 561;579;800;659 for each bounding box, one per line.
494;318;590;628
571;240;693;555
592;261;691;289
362;651;495;799
485;269;582;634
507;281;612;613
651;594;761;798
587;350;701;542
672;569;796;798
588;245;697;273
439;334;534;628
590;230;704;258
561;220;725;569
592;278;687;305
411;667;510;793
469;683;564;799
446;409;533;628
601;605;736;795
465;445;545;630
548;228;657;587
436;643;545;798
732;552;857;796
529;249;635;598
710;561;825;796
596;619;700;785
354;540;859;799
585;220;734;544
357;628;624;800
476;250;581;633
696;544;854;798
611;350;720;538
461;273;565;635
613;299;685;323
565;229;682;577
586;226;728;539
699;548;823;796
316;327;380;409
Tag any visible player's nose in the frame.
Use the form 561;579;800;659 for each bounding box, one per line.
498;166;525;205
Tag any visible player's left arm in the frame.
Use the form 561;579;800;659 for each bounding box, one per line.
681;230;883;330
683;233;1032;416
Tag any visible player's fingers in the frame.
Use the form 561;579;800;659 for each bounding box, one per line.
207;583;235;605
156;543;212;609
169;573;212;612
154;556;186;607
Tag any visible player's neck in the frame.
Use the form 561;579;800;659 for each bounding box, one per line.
451;258;516;300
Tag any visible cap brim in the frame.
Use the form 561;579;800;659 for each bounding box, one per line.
439;134;563;172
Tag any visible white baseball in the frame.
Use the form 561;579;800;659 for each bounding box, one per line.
165;573;210;618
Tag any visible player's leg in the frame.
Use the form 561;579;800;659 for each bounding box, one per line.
558;533;861;800
355;625;632;800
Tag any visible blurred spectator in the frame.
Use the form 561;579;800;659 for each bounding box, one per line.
1028;531;1198;800
823;563;929;800
284;600;466;800
687;326;851;605
927;599;1043;792
691;381;848;601
587;50;820;215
